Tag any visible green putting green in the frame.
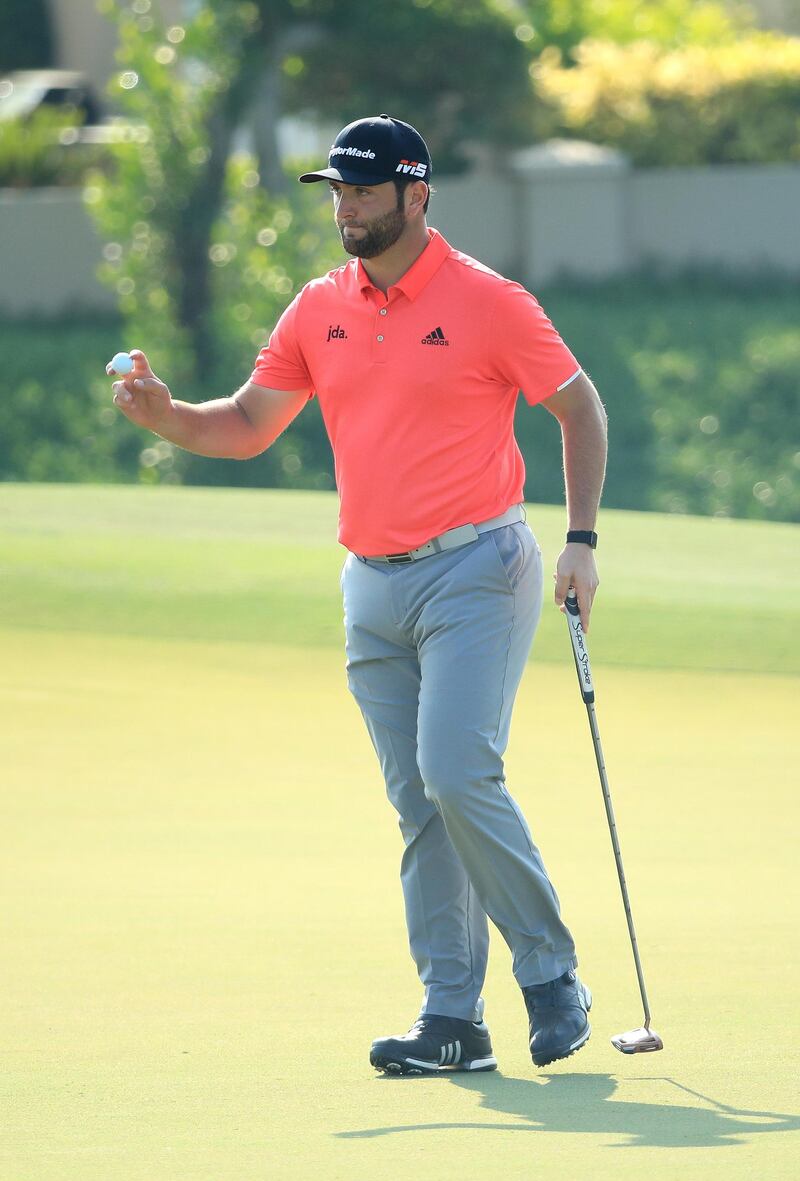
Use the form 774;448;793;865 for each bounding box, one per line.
1;485;798;1180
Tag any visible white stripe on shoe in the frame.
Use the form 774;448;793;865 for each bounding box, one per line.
436;1042;462;1067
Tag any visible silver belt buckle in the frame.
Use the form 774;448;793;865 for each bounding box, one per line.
435;523;479;553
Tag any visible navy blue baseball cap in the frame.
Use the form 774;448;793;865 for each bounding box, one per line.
299;114;431;186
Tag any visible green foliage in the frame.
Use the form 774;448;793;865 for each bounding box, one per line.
0;108;102;187
88;0;534;489
89;1;343;398
0;0;53;71
90;0;260;381
87;0;534;397
281;0;535;170
520;0;751;58
88;145;341;486
3;279;799;522
516;277;800;522
188;155;340;492
531;34;800;165
0;316;147;484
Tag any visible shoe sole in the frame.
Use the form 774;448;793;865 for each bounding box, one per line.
531;1021;591;1067
370;1052;498;1077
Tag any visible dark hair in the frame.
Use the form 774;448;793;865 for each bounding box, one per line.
394;175;431;214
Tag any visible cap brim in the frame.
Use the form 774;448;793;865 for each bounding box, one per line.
298;166;395;186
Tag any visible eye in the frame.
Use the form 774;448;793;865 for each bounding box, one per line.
356;188;371;197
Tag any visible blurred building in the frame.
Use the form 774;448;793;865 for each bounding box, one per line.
2;0;799;313
45;0;332;152
48;0;184;96
751;0;800;32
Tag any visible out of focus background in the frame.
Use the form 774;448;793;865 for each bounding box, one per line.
1;0;799;518
3;6;800;1181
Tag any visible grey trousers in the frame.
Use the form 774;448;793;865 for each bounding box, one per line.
341;520;578;1021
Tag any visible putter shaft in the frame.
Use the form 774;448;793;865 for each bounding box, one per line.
584;698;652;1029
564;591;659;1041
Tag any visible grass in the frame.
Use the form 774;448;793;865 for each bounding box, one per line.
1;484;799;1180
1;483;798;673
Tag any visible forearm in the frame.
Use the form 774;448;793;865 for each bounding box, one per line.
560;398;608;530
155;397;257;459
112;351;309;458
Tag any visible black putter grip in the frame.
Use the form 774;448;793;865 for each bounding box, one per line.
565;590;595;704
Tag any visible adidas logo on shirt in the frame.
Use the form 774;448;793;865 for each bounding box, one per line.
421;326;449;346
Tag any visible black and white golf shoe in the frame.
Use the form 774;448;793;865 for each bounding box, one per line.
370;998;498;1076
522;969;592;1067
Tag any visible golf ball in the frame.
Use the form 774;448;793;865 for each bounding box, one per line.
107;351;134;376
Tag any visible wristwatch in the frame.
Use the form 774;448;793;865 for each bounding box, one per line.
566;530;598;549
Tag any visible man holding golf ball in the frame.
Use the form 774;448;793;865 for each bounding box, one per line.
108;114;608;1075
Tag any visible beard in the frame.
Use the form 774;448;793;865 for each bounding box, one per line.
338;205;407;258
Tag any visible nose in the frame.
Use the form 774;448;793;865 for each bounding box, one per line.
335;190;358;220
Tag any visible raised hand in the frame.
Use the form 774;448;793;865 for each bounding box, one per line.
110;348;174;433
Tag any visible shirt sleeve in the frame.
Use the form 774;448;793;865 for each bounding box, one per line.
249;292;313;391
489;282;581;405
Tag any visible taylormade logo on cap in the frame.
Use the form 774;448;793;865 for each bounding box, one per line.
298;114;431;186
330;146;377;160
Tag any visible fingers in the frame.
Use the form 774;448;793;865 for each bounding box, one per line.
112;375;169;420
107;348;160;405
554;577;595;632
554;566;572;611
554;545;599;632
128;348;155;378
573;584;595;634
111;380;135;411
112;374;164;397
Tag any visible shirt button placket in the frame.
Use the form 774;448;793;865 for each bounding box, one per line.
373;304;388;363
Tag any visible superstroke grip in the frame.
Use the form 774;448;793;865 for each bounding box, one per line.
565;590;595;704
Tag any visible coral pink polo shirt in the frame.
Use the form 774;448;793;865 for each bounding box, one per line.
250;229;581;555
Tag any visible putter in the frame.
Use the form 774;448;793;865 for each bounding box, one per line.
564;589;663;1055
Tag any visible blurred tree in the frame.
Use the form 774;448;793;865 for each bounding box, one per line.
520;0;752;59
277;0;535;172
531;34;800;166
93;0;532;385
0;0;54;71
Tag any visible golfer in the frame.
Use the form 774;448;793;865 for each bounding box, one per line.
111;115;608;1074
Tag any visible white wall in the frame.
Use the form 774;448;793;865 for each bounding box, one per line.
4;153;800;313
428;169;517;277
630;165;800;274
750;0;800;32
436;149;800;287
0;188;115;315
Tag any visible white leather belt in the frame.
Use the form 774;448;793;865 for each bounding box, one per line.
359;504;526;564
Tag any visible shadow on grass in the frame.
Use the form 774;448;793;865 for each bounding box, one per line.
334;1073;800;1149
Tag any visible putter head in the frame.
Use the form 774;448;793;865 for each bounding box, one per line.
611;1026;664;1054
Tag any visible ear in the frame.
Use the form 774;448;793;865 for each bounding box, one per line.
406;180;429;216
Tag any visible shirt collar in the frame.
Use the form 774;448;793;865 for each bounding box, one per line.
356;228;451;302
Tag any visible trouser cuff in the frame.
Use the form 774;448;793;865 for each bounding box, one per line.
517;954;579;990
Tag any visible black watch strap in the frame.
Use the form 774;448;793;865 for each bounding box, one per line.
566;530;598;549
